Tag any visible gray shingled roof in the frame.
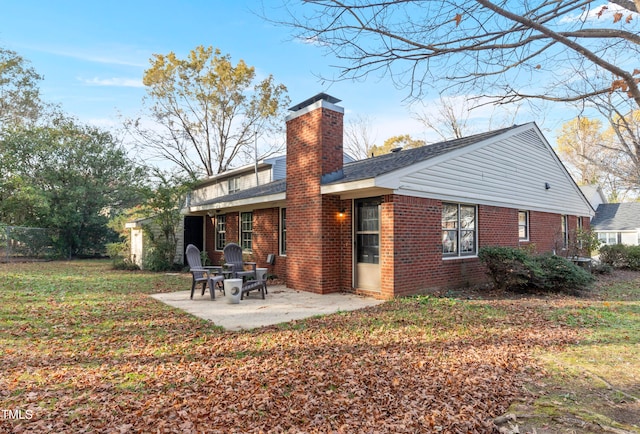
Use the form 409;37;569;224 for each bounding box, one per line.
194;124;521;207
591;203;640;230
196;179;286;207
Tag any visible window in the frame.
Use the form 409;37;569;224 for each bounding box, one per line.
356;199;381;264
561;215;568;248
215;214;226;251
240;212;253;250
518;211;529;241
280;208;287;255
598;232;621;245
442;203;477;257
228;177;240;194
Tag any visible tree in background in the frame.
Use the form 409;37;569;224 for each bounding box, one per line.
0;47;44;126
558;106;640;201
127;46;290;180
139;170;194;271
0;117;146;257
371;134;425;156
344;113;378;159
557;117;606;184
415;96;473;141
280;1;640;111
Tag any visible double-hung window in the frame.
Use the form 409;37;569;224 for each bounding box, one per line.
215;214;226;251
240;212;253;251
442;203;477;257
518;211;529;241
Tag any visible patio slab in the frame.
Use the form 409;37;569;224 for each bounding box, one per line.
151;285;385;331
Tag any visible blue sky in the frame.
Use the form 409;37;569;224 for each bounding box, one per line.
0;0;602;157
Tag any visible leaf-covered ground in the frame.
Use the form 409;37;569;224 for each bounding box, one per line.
0;261;638;433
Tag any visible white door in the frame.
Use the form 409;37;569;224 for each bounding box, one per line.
354;198;381;291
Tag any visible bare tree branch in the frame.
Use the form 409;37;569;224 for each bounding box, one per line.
274;0;640;110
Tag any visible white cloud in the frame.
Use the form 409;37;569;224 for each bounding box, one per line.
79;77;144;88
560;2;638;24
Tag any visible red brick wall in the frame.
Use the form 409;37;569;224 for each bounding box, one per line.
374;197;591;297
285;104;344;294
528;211;561;253
207;208;287;277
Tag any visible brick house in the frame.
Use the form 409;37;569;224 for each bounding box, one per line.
181;93;594;299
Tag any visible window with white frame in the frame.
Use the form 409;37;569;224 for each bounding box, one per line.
598;232;621;245
280;208;287;255
215;214;226;251
561;215;568;248
442;203;477;257
228;177;240;194
518;211;529;241
240;212;253;250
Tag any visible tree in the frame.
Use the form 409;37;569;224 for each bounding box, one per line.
127;46;290;180
0;117;146;256
557;103;640;200
0;47;44;126
557;117;606;184
139;170;194;270
344;113;378;159
415;96;474;141
371;134;425;156
279;1;640;110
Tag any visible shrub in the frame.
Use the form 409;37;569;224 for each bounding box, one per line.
599;244;627;268
478;246;534;291
625;246;640;271
529;254;594;292
106;242;139;271
479;246;594;293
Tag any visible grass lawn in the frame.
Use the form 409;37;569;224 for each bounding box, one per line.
0;260;638;433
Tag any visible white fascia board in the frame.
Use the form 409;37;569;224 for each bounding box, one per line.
321;178;377;195
376;123;536;189
188;192;286;213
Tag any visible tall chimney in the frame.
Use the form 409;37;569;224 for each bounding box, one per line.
285;93;344;293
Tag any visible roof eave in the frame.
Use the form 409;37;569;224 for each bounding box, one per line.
187;192;286;214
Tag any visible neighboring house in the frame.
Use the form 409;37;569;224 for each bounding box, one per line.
579;184;608;210
591;203;640;246
150;93;594;298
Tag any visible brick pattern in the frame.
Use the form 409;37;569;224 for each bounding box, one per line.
198;100;594;299
372;196;589;298
286;105;344;294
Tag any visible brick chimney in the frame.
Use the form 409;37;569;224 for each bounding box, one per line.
285;93;344;293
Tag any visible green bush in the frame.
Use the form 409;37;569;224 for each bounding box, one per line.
529;254;594;292
478;246;535;291
625;246;640;271
142;241;182;272
599;244;640;271
106;242;139;271
599;244;627;268
478;246;594;293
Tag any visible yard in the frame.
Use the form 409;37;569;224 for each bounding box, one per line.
1;260;638;433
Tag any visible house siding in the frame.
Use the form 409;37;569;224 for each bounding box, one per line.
176;95;595;299
190;166;274;206
393;127;592;218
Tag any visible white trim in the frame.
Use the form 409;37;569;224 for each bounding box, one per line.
285;99;344;122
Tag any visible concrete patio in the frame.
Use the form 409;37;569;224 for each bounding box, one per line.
151;285;385;331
